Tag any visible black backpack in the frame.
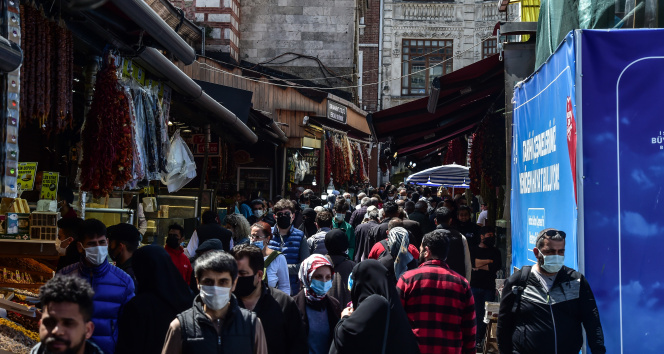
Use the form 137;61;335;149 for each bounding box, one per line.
510;266;532;313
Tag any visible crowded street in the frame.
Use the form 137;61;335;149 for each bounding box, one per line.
0;0;659;353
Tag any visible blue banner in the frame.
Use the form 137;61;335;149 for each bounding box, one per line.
511;32;578;271
580;29;664;352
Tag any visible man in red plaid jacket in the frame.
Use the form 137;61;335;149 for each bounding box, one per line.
397;229;477;354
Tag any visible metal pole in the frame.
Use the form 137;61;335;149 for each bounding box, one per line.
197;123;211;220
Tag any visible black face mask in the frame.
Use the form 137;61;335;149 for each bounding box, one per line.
234;275;257;297
166;235;180;249
483;237;496;247
276;215;292;229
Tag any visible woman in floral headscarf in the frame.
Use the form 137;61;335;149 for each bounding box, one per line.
293;254;342;354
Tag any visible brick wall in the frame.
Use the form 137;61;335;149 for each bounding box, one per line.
359;0;380;112
194;0;241;61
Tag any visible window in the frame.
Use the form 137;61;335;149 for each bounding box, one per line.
401;39;453;96
482;38;497;59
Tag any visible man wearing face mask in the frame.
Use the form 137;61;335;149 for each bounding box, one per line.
162;250;268;354
497;229;605;354
331;199;355;260
106;223;141;283
55;217;83;272
342;192;355;214
470;226;502;347
58;219;135;354
249;199;276;227
165;223;193;286
455;205;482;250
269;199;310;296
231;244;307;354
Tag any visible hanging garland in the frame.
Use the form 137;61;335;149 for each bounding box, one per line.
79;56;134;197
443;136;467;166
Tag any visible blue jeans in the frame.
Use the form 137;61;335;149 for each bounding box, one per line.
471;287;496;344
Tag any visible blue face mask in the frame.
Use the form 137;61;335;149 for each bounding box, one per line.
252;241;264;249
301;204;308;211
310;279;333;296
347;272;354;291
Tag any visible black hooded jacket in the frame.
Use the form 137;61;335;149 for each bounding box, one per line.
116;245;193;354
330;260;420;354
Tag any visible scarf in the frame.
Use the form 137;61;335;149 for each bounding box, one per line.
298;254;334;302
387;227;413;280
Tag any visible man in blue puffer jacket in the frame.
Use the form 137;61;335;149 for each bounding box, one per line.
58;219;135;354
269;199;310;295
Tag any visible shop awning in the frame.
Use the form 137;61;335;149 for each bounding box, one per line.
308;116;371;141
250;109;289;143
195;80;252;124
135;47;258;144
367;54;504;156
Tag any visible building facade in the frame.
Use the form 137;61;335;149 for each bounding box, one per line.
378;0;519;110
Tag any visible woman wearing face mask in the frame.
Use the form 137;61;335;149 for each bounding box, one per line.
294;254;342;354
330;260;420;354
249;222;290;295
298;208;318;238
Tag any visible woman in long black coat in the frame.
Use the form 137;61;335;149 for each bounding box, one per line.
116;245;193;353
329;260;420;354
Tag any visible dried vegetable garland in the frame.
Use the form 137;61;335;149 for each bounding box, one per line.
79;57;134;197
19;5;73;134
324;132;371;187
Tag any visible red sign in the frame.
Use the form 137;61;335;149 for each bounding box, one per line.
195;143;219;156
566;96;577;203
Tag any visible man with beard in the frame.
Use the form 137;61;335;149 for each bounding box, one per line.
231;244;307;354
31;275;103;354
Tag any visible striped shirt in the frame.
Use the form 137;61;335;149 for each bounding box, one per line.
397;259;476;354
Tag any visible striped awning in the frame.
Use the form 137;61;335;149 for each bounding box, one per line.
406;163;470;186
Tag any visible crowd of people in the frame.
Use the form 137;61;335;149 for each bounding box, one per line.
34;182;606;354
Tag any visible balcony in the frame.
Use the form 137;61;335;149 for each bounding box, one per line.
396;2;457;22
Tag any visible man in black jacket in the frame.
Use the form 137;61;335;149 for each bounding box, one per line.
232;244;307;354
497;229;605;354
185;210;233;257
162;251;268;354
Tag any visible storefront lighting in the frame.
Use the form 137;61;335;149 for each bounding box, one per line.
167;121;173;126
302;146;313;150
327;180;335;195
312;176;317;186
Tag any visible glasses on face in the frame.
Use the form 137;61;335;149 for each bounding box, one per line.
276;212;291;218
249;234;266;241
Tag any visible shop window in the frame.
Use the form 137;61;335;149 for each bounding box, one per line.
482;38;497;59
401;39;453;96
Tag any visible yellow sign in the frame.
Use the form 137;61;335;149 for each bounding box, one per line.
17;162;37;191
40;172;59;200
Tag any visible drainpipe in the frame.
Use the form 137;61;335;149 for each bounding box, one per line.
377;0;384;111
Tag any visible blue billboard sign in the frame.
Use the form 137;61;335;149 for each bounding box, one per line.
511;32;578;271
580;29;664;353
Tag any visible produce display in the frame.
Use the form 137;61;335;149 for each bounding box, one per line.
19;5;74;133
0;318;38;354
8;312;39;333
0;258;54;275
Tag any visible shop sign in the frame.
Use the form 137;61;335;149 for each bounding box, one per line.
327;100;347;123
17;162;37;191
40;172;59;200
189;134;220;157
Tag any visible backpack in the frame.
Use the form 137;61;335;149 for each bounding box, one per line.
510;265;532;313
262;251;281;281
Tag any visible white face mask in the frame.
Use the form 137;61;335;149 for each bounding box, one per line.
84;245;108;266
254;209;264;218
335;213;345;222
199;285;231;310
540;254;564;273
54;238;67;256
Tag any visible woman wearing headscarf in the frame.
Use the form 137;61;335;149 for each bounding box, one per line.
325;229;356;307
330;260;420;354
299;208;318;238
293;254;342;354
116;245;193;353
378;227;419;285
